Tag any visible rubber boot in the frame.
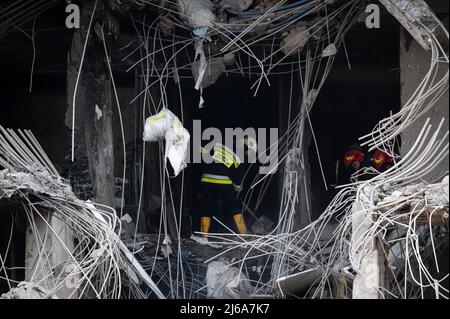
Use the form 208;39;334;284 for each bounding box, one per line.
233;213;248;235
200;216;211;236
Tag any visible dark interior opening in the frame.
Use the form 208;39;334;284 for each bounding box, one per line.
0;7;403;235
0;204;26;295
308;16;401;220
187;74;280;233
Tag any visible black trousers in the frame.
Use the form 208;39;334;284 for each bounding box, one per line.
200;183;242;218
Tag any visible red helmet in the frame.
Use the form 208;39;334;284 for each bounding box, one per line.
344;149;365;168
372;149;394;169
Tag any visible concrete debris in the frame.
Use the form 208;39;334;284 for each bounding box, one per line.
285;148;301;173
222;0;253;12
425;175;449;207
122;213;133;224
1;282;58;299
177;0;215;30
276;268;322;298
223;52;235;66
350;171;449;298
143;109;190;176
379;0;440;51
351;249;379;299
161;236;173;257
280;26;310;56
190;235;222;249
95;104;103;120
206;260;254;299
375;176;449;210
122;234;155;251
322;43;338;57
0;127;165;299
159;16;174;35
251;215;274;235
0;169;74;200
121;213;137;235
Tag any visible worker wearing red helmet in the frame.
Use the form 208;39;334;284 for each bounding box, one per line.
371;149;394;172
343;145;365;171
335;143;371;184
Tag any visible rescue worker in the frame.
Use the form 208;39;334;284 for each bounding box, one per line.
199;136;257;237
337;143;371;184
343;143;366;171
371;148;394;172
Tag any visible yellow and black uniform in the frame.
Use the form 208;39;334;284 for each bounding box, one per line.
199;143;247;235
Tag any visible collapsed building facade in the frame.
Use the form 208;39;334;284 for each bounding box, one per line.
0;0;448;299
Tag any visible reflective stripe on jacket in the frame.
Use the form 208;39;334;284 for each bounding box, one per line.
201;174;233;185
200;144;245;189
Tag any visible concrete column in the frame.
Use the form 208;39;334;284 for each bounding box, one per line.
66;1;117;207
25;212;78;298
351;201;381;299
400;26;449;183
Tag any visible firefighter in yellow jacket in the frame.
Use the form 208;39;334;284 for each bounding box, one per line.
199;137;257;236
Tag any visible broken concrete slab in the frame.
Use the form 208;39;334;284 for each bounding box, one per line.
0;282;58;299
177;0;216;30
379;0;440;51
276;268;322;298
206;260;254;299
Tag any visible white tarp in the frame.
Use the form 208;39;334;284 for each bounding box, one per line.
143;109;190;176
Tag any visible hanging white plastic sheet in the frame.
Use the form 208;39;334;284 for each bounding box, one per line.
194;40;208;91
191;57;226;89
193;39;208;108
143;109;190;176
